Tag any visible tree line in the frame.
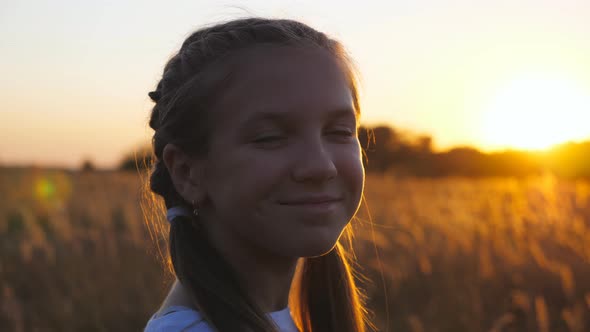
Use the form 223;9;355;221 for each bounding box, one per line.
358;125;590;178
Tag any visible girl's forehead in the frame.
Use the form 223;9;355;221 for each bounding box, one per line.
211;46;354;126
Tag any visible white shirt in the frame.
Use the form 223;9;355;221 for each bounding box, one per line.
143;305;299;332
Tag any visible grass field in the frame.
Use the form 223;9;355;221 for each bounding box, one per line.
1;167;589;331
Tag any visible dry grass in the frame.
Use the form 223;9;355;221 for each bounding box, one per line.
1;167;589;331
353;174;590;331
0;167;169;331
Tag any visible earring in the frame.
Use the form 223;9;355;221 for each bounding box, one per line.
192;200;199;216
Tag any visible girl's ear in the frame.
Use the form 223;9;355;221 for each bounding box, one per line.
162;143;207;204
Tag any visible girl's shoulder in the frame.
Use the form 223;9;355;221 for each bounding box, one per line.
144;305;299;332
143;305;213;332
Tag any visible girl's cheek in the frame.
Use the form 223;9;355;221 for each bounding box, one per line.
336;144;363;168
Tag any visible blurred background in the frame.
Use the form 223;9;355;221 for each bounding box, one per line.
1;1;589;331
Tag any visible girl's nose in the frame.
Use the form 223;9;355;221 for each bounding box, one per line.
291;140;337;183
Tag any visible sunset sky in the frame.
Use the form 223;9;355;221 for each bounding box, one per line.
2;0;590;169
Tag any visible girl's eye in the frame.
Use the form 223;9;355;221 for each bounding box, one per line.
328;129;355;137
326;127;357;143
252;136;284;143
251;135;287;148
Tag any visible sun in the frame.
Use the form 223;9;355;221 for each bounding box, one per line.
479;73;590;151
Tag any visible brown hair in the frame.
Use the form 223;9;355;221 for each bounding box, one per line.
144;17;369;332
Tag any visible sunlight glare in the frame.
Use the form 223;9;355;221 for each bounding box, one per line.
479;74;590;151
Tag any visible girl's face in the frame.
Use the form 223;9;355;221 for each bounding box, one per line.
197;46;364;258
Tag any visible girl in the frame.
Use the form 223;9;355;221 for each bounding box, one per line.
143;17;369;332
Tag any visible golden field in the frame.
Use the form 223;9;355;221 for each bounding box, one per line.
1;167;589;331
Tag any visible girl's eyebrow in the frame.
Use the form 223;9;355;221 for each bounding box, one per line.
325;108;357;121
242;111;290;125
239;107;356;129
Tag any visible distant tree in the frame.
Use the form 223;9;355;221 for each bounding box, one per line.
118;144;154;172
80;159;96;172
359;125;438;173
359;125;400;173
435;147;486;176
417;135;433;154
545;141;590;178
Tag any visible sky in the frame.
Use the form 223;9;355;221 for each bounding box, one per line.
2;0;590;169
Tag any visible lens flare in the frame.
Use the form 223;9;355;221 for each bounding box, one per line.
31;169;72;213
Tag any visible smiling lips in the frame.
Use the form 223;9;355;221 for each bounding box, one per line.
277;195;343;219
278;195;342;206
